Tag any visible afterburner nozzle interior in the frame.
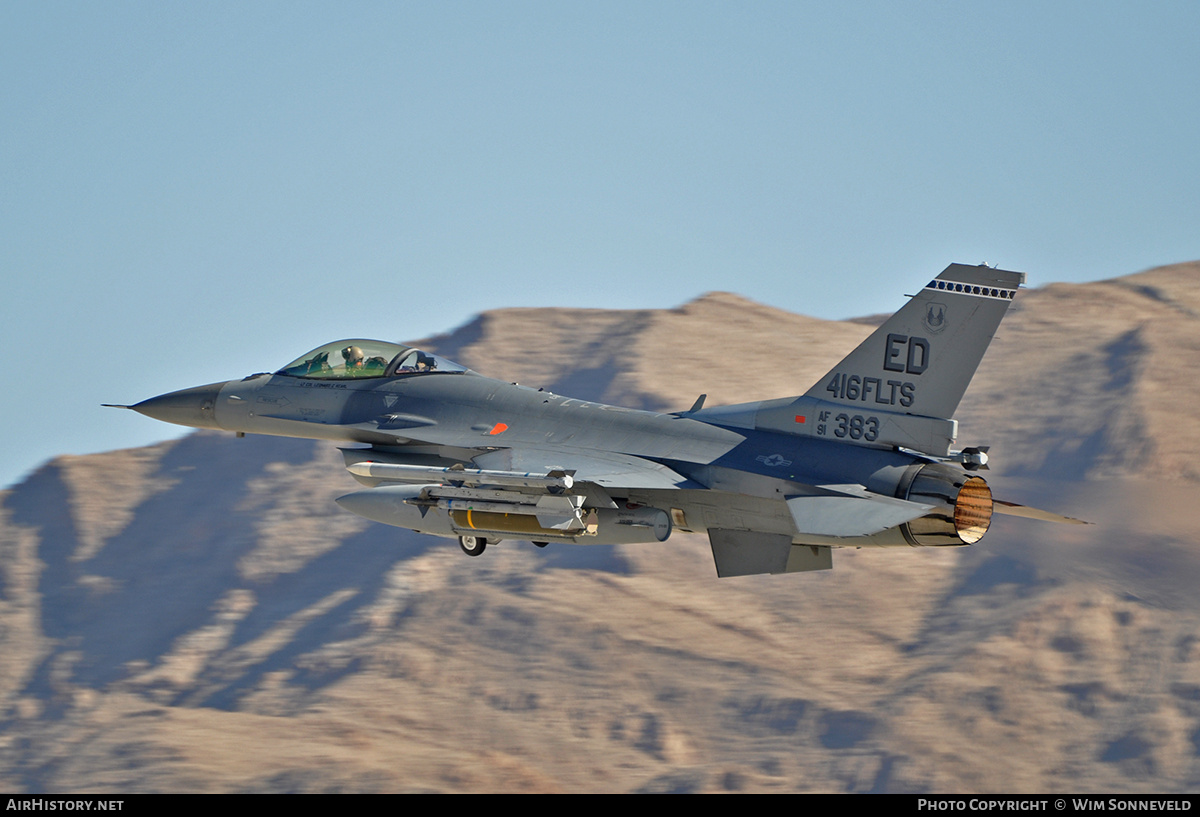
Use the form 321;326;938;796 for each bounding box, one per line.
898;464;994;546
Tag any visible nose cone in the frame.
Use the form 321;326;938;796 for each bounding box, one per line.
131;382;226;429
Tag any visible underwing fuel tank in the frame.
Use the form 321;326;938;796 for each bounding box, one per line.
336;485;672;545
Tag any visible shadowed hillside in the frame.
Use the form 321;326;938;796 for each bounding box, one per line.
2;262;1199;792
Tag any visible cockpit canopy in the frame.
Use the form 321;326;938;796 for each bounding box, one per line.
277;339;469;380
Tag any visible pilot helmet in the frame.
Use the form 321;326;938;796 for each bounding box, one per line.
341;345;365;365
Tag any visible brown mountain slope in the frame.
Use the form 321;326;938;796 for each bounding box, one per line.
417;291;870;411
957;261;1200;481
1;263;1199;792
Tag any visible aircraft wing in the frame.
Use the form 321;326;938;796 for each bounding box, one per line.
345;443;700;494
468;446;702;491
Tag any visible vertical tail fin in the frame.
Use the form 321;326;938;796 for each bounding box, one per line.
804;263;1025;420
692;263;1025;456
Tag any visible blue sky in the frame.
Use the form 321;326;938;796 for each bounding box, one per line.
3;1;1198;489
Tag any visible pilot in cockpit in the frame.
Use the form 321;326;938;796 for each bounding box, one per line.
341;345;367;375
341;345;387;376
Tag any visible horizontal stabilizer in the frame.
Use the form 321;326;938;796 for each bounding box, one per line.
993;499;1090;525
787;492;933;537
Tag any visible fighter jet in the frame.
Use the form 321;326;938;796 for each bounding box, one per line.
110;264;1083;577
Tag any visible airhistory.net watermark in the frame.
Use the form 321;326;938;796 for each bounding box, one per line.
5;801;123;811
